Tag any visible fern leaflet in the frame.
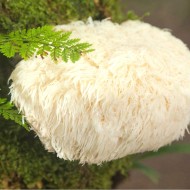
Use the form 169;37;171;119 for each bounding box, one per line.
0;26;94;63
0;98;29;131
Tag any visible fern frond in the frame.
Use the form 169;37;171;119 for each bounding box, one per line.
126;10;150;20
0;26;94;63
0;98;29;131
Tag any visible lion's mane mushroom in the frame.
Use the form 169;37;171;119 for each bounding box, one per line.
9;19;190;164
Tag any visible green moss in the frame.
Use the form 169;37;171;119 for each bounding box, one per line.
0;0;125;33
0;119;131;189
0;1;131;188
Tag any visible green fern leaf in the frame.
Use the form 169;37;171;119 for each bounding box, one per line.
0;98;29;131
60;31;72;41
50;47;62;61
0;25;94;63
62;48;70;62
70;51;81;63
0;42;16;58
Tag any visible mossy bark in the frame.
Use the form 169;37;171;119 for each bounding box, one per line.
0;119;131;189
0;0;131;188
0;0;125;32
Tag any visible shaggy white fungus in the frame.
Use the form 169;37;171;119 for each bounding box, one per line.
9;19;190;164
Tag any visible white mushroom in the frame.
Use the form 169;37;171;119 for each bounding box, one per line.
9;19;190;164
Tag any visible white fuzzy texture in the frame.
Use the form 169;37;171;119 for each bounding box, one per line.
9;19;190;164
